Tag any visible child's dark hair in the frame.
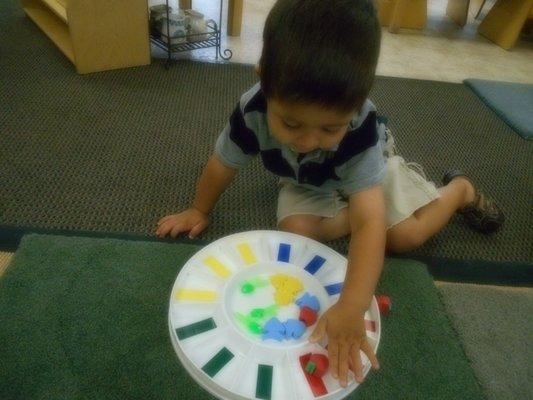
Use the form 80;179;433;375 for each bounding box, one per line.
260;0;381;112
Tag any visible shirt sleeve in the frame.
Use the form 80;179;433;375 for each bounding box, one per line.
335;114;386;195
214;102;260;169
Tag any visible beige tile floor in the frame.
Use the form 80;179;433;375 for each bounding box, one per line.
151;0;533;83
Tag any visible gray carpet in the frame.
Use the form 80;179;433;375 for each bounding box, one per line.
1;0;532;263
437;282;533;400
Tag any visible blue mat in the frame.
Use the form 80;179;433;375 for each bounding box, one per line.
464;79;533;140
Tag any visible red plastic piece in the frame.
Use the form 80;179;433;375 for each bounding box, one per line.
377;295;391;316
299;306;317;326
299;354;328;397
305;354;329;378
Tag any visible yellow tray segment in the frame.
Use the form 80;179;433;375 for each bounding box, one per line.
203;256;231;278
237;243;257;265
174;289;218;302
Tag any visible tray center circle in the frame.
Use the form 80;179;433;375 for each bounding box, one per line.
223;261;331;348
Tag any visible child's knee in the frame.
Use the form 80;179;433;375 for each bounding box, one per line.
386;223;426;253
278;215;320;240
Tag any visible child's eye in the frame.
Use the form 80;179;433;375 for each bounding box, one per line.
323;127;341;134
282;120;300;129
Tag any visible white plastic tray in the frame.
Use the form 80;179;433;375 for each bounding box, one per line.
168;231;381;400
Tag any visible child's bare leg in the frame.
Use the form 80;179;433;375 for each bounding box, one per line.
386;177;475;253
280;177;477;251
278;209;351;242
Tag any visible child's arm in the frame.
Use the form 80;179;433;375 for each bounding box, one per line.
156;154;237;238
310;184;385;386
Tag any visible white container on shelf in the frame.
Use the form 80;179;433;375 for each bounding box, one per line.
159;11;190;45
184;9;212;42
149;4;172;33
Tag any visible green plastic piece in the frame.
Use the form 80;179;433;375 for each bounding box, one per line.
241;277;269;295
248;320;263;334
249;277;269;288
251;308;264;318
235;313;263;335
241;282;255;294
305;361;316;374
250;305;278;319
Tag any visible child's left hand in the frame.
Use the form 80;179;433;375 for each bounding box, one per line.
309;301;379;387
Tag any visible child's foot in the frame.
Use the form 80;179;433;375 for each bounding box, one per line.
443;170;505;234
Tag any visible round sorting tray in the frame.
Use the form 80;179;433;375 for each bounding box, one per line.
168;231;381;400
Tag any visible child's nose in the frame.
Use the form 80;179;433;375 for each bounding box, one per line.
295;134;319;152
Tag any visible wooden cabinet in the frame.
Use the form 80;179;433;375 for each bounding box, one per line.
478;0;533;50
21;0;151;74
376;0;427;32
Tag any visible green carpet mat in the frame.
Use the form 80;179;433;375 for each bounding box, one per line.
0;234;484;399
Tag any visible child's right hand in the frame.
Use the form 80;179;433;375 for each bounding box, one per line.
156;208;209;239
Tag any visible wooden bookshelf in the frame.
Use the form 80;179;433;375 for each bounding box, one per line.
22;0;74;61
40;0;67;22
478;0;533;49
21;0;151;74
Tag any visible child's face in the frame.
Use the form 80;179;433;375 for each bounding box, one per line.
267;98;357;153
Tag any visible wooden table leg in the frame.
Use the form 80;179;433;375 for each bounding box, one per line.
478;0;533;49
227;0;243;36
389;0;408;33
179;0;192;9
446;0;471;27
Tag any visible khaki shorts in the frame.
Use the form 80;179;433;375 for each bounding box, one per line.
277;134;440;229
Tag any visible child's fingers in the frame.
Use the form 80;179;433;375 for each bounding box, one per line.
156;220;174;237
156;217;176;236
308;317;326;343
328;341;340;380
157;214;175;226
170;223;187;238
338;340;350;387
188;221;207;239
350;344;364;383
360;340;379;370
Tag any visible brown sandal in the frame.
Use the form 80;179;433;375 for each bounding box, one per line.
443;170;505;234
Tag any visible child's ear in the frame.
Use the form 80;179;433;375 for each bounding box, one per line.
254;64;261;77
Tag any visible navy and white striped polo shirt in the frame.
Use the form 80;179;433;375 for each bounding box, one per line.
215;83;386;195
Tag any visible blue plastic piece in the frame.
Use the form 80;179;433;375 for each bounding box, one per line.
262;330;285;341
284;319;306;339
263;317;285;332
262;317;285;341
296;292;320;312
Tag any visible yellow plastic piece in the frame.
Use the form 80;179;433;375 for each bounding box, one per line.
270;274;303;292
270;274;287;289
203;256;231;278
274;291;295;306
174;289;217;302
270;273;304;306
237;243;257;265
285;277;303;293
